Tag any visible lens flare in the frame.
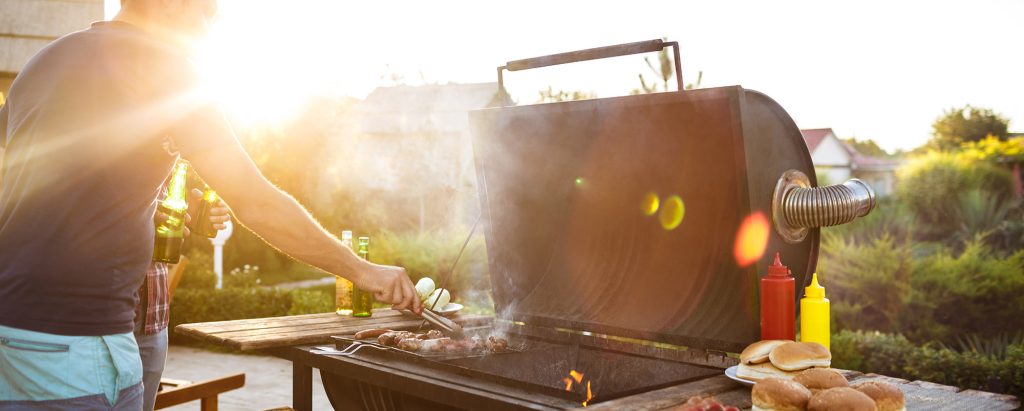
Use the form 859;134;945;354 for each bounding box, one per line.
641;192;660;216
734;211;770;267
659;195;685;230
575;177;585;187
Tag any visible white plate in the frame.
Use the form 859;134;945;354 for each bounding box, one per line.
431;302;463;316
724;366;755;387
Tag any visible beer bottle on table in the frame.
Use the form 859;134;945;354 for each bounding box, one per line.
193;186;220;238
336;230;354;315
153;161;189;263
351;236;375;317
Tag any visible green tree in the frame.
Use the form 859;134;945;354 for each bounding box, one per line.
930;105;1009;150
844;137;892;158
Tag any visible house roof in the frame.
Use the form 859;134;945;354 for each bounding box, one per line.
356;83;508;135
800;128;834;152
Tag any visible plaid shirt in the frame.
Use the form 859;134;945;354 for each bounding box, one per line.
135;261;170;335
135;180;171;335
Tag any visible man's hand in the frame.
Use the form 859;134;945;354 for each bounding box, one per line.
191;188;231;230
154;209;192;237
352;263;422;314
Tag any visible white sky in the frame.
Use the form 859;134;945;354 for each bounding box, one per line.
106;0;1024;151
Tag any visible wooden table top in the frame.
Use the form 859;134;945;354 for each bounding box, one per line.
174;308;493;351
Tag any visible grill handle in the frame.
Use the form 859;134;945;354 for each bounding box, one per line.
772;170;877;243
497;39;683;102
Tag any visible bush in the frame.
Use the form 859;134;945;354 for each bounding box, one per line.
372;228;490;307
832;330;1024;398
168;287;292;344
903;240;1024;343
896;151;1014;238
289;287;334;315
818;234;913;334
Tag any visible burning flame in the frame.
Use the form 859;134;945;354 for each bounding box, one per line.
562;369;595;407
734;211;770;267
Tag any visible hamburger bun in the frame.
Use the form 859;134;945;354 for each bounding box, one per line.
751;378;811;411
853;381;906;411
769;342;831;371
794;368;849;392
738;362;799;382
808;387;877;411
741;340;792;364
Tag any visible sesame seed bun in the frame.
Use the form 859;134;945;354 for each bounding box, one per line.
752;378;812;411
769;342;831;371
738;362;799;382
853;381;905;411
808;387;877;411
741;340;792;364
794;368;849;393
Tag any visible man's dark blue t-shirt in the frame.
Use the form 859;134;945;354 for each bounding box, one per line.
0;21;204;336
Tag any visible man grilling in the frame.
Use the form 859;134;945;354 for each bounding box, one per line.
0;0;421;408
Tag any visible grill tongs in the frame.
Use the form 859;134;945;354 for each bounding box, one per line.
410;308;465;339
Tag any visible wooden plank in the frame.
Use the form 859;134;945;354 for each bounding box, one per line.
958;389;1021;411
206;313;487;340
701;387;752;410
847;374;1017;411
154;373;245;409
223;314;492;341
580;376;739;411
180;310;405;333
175;313;493;350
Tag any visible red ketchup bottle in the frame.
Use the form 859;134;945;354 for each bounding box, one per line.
760;252;796;340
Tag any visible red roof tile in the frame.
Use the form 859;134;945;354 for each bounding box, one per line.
800;128;834;152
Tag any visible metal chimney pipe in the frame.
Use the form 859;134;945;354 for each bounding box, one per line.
772;170;876;243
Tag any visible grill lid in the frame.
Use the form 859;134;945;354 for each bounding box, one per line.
469;86;818;353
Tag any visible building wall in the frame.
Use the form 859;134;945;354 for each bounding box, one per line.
853;169;895;198
0;0;102;93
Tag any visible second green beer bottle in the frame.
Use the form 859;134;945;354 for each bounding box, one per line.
153;161;189;263
351;236;375;317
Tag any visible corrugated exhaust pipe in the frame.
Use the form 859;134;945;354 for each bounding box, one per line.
772;170;876;243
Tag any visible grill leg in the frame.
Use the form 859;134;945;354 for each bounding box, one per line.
293;362;313;411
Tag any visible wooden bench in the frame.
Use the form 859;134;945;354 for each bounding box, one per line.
154;373;245;411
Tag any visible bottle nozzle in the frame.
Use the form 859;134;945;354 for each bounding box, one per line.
767;252;791;277
804;273;826;299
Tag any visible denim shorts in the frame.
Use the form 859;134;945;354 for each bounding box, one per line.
0;324;143;410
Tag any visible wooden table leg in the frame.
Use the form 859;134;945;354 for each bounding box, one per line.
293;362;313;411
200;396;218;411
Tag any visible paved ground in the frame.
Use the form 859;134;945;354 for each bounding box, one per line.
162;345;333;411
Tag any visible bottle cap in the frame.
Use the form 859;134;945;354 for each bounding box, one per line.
768;252;791;277
341;230;353;240
804;273;826;299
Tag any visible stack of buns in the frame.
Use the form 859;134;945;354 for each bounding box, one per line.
751;370;906;411
738;340;831;381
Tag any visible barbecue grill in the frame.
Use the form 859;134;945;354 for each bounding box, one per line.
320;39;876;410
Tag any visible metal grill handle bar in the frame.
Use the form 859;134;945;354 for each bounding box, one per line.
497;39;683;104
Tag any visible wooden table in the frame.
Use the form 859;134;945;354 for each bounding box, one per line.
177;311;1020;411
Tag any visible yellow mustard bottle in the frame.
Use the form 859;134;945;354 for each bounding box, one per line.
800;273;830;351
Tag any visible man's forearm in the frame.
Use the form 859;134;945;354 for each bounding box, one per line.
233;186;365;282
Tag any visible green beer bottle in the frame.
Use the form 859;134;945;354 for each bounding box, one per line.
193;186;220;238
335;230;354;315
351;236;375;317
153;161;189;263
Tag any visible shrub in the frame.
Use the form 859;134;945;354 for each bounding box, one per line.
818;234;913;334
373;228;490;306
168;287;292;344
904;240;1024;343
289;287;334;315
896;151;1014;239
832;330;1024;398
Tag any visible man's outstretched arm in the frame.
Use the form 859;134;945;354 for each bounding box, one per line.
173;103;420;313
